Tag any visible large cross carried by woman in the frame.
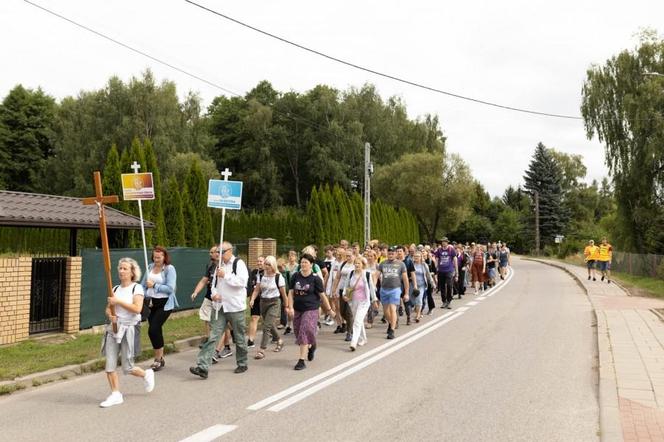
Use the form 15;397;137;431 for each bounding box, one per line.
82;171;120;332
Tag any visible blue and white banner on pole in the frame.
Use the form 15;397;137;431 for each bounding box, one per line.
207;180;243;210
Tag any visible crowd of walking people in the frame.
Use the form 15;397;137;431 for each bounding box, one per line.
99;238;512;407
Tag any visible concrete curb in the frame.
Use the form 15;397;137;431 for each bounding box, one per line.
525;258;624;442
0;335;205;397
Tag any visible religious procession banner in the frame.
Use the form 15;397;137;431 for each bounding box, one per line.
121;173;155;200
207;179;243;210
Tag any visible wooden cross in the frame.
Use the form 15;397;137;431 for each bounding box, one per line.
130;161;141;174
82;171;120;332
221;167;232;180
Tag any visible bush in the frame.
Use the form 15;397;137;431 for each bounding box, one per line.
656;260;664;280
557;239;584;259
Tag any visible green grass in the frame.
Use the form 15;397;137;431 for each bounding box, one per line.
549;255;664;299
0;312;204;382
609;272;664;298
0;384;26;396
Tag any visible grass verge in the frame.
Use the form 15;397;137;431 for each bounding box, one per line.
551;255;664;299
0;312;203;382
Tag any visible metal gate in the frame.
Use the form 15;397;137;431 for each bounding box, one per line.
29;258;67;334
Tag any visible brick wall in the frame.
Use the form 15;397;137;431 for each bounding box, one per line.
247;238;278;270
262;238;277;259
63;257;82;334
0;258;31;345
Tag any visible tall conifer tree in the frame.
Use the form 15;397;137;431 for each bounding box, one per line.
523;142;568;247
185;160;214;247
143;139;167;246
182;181;200;247
164;177;186;246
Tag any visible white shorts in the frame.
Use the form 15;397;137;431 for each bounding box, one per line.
199;297;213;322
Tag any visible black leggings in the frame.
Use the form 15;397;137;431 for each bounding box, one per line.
148;297;171;350
425;285;435;310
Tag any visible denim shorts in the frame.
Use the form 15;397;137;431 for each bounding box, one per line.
380;287;401;305
409;290;423;306
586;260;595;269
599;261;610;271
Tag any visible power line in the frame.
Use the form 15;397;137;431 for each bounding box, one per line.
185;0;584;120
22;0;332;134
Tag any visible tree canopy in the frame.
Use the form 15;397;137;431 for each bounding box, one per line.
523;142;568;248
372;151;474;243
581;31;664;252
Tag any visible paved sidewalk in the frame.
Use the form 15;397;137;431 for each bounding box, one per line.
535;259;664;442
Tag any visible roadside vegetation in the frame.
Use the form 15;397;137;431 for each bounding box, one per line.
0;313;202;382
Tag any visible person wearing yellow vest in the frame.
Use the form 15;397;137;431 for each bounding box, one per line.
583;240;600;281
597;237;613;283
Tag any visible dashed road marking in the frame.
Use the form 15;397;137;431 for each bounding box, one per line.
179;424;237;442
249;268;515;413
268;311;466;412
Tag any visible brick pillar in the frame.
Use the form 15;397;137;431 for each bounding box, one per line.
262;238;277;258
248;238;263;270
63;257;82;334
0;257;31;345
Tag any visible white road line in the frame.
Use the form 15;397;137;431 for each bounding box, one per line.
179;425;237;442
268;311;465;412
246;310;457;411
248;268;516;412
466;301;479;306
455;306;471;312
476;297;486;301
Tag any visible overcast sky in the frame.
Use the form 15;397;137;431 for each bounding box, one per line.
2;0;662;197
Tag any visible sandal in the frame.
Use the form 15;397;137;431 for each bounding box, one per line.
254;351;265;360
273;340;284;352
150;358;164;371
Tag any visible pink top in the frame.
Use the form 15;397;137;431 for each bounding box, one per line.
353;273;367;301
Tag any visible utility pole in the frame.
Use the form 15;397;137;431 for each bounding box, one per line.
364;142;372;248
534;190;540;255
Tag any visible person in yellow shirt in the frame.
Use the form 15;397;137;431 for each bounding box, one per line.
597;237;613;283
583;240;600;281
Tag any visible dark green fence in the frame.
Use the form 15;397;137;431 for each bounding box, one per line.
80;247;213;329
611;252;664;279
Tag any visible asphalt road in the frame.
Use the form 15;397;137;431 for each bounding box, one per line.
0;258;599;441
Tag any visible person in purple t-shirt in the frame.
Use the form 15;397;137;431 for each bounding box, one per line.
433;237;458;309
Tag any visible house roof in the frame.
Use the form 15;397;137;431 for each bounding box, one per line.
0;190;154;230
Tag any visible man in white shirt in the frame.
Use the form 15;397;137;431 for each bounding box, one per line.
190;241;249;378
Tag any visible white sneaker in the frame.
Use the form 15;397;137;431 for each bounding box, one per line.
324;318;335;326
143;368;155;393
100;391;123;408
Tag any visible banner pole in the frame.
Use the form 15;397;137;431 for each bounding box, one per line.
137;199;149;273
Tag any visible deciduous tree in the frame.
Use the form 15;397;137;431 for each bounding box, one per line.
581;31;664;252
